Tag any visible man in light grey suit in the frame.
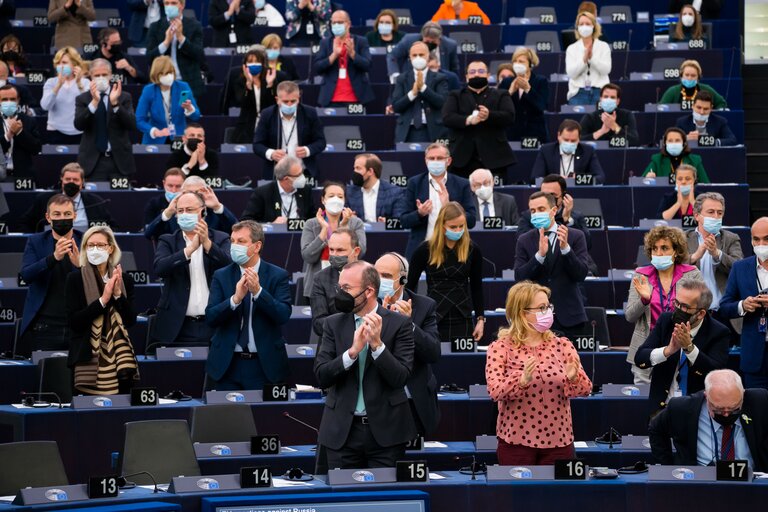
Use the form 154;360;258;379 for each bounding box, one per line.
387;22;459;78
469;168;519;227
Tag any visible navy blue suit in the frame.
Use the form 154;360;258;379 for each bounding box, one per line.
387;34;460;77
346;180;406;221
529;142;605;185
400;172;477;259
675;113;738;147
205;260;292;384
391;69;449;142
313;34;375;107
151;229;232;345
143;196;239;240
127;0;152;46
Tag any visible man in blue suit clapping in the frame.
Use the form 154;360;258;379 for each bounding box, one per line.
346;153;406;223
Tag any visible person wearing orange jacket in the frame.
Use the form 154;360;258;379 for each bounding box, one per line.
431;0;490;25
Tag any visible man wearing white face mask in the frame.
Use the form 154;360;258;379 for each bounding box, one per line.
720;218;768;389
469;168;518;226
74;58;136;181
579;83;639;146
240;155;314;223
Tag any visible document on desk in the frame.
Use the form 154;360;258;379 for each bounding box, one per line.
0;495;15;503
158;398;177;405
272;478;314;487
574;441;590;448
423;441;448;449
429;473;446;480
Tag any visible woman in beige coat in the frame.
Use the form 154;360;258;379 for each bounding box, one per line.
48;0;96;50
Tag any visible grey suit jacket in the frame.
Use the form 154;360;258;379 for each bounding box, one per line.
300;216;367;297
475;192;519;227
309;265;340;344
685;228;743;294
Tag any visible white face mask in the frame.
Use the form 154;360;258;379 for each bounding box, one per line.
754;245;768;262
159;73;175;87
94;76;110;93
578;25;594;38
87;248;110;266
475;185;493;202
324;197;345;215
512;63;527;75
411;56;427;71
681;14;695;27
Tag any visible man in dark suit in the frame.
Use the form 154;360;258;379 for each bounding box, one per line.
676;90;737;146
18;194;82;356
127;0;161;47
720;217;768;389
469;168;518;226
18;163;115;233
253;81;326;178
165;122;219;178
635;277;731;416
391;41;449;143
85;28;147;84
146;0;206;99
74;59;136;181
579;84;639;146
314;260;416;468
312;10;374;107
143;167;184;238
310;228;361;344
649;369;768;471
205;220;292;390
400;143;477;258
515;191;590;338
346;153;406;223
442;60;516;179
151;191;231;347
388;22;459;77
530;120;606;185
208;0;256;47
375;252;441;435
241;156;314;223
0;84;42;178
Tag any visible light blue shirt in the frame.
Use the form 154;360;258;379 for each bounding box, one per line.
72;193;88;232
229;259;263;353
696;230;722;310
696;400;754;468
158;22;185;79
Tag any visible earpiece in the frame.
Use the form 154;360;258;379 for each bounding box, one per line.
385;252;408;285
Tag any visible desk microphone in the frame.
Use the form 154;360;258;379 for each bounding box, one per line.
590;319;598;394
650;86;661;148
482;256;497;278
603;220;617;310
117;471;162;493
283;411;319;433
620;125;630;184
723;46;736;109
552;51;564;112
621;28;633;80
455;455;486;480
20;391;63;408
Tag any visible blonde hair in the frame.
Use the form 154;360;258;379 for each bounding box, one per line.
149;56;175;84
498;281;555;346
261;33;283;50
428;202;469;267
79;226;122;268
680;59;703;79
512;46;540;67
575;11;602;40
53;46;84;69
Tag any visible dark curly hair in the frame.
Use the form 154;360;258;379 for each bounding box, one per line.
643;226;689;265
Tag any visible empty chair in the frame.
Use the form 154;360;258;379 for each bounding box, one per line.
573;198;605;228
36;356;73;403
524;31;561;54
380;161;404;183
599;5;633;23
0;441;69;496
651;57;685;73
323;125;362;145
585;307;611;347
190;404;258;443
523;6;557;23
635;245;651;267
119;420;200;485
452;32;484;54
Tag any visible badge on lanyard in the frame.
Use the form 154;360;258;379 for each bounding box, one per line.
306;23;314;35
229;31;237;44
339;67;347;80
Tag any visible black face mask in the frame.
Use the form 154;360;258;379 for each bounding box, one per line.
51;219;73;236
671;306;695;326
186;138;200;151
109;43;123;56
713;410;741;427
351;172;365;187
62;182;80;198
2;50;19;62
467;76;488;90
334;288;366;314
425;41;438;52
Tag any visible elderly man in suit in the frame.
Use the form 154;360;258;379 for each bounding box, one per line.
346;153;406;223
151;191;231;348
530;119;605;185
391;41;449;143
676;91;737;147
469;168;518;227
74;59;136;181
205;220;292;390
649;369;768;471
0;84;42;178
241;156;314;223
314;260;416;468
387;21;459;78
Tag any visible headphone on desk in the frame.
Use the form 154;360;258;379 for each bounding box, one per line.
281;467;314;482
383;252;408;286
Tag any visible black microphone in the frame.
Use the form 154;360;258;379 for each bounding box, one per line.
220;49;239;115
553;50;564;111
650;86;661;148
590;319;598;394
621;28;633;80
117;471;162;493
603;218;618;308
481;256;497;278
283;411;319;433
723;46;736;110
20;391;64;408
620;124;630;184
454;455;486;480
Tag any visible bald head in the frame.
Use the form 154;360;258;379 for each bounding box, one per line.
331;10;350;24
704;370;744;418
752;217;768;249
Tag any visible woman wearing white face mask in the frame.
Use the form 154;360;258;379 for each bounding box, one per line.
41;47;90;144
670;4;708;47
497;46;549;142
136;56;201;144
565;11;611;105
300;181;367;300
65;226;139;396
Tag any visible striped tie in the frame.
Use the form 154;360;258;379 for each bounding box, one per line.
721;424;735;461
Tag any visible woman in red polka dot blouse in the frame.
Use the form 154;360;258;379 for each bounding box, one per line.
485;281;592;465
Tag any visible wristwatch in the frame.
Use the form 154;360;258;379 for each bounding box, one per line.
683;343;694;354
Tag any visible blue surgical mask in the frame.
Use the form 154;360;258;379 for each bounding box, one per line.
247;63;262;75
427;160;446;176
378;23;393;36
445;229;464;241
266;49;280;61
56;64;72;77
331;23;347;37
599;98;617;113
681;78;697;89
280;103;297;116
651;254;674;271
702;216;722;235
177;212;198;231
675;184;692;196
165;5;180;19
165;190;179;203
560;141;577;155
530;211;552;230
254;0;266;8
0;101;17;118
666;142;684;156
692;111;709;123
378;277;395;300
230;244;251;266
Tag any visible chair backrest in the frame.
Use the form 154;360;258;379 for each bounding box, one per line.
453;32;484;54
223;126;236;144
523;6;558;23
0;252;23;278
599;5;633;22
36;356;73;403
120;251;137;272
294;276;309;306
190;404;258;443
585;307;611;347
183;9;198;20
651;57;685;73
15;8;47;20
524;31;561;54
323;126;362;144
635;245;650;267
94;8;120;20
574;198;604;228
0;441;69;496
119;420;200;485
391;9;413;26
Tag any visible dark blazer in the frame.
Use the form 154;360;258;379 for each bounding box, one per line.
151;229;232;344
74;90;137;177
442;87;516;170
635;312;730;414
579;108;640;147
252;104;326;177
231;72;284;143
313;34;375;107
388;33;459;76
127;0;153;46
84;49;147;84
439;69;462;91
530;142;606;185
19;230;82;337
18;192;115;233
166;147;220;178
272;56;299;82
314;306;417;449
391;69;449;143
474;191;519;227
146;15;206;99
720;256;767;373
205;260;292;383
400;172;478;258
649;389;768;471
498;73;549;142
675;113;737;147
240;180;314;223
518;208;593;249
514;226;590;327
208;0;256;47
143;199;239;240
65;268;137;366
656;191;691;219
309;265;339;344
0;112;41;177
345;180;406;221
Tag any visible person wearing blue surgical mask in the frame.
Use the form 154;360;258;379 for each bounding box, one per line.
231;48;285;143
144;168;185;240
579;83;640;146
407;201;485;344
675;90;738;147
660;59;727;109
658;164;698;221
0;83;42;177
41;47;90;145
627;226;702;384
366;10;404;48
261;33;299;81
530;119;605;184
644;127;709;184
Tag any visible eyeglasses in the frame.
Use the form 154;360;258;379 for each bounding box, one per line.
708;401;742;416
673;299;700;313
524;304;554;314
86;243;110;250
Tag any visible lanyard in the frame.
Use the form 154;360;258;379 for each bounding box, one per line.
281;194;295;218
657;279;673;313
280;116;297;150
560;155;574;177
162;93;172;124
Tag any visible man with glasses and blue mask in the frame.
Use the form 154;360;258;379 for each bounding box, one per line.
649;369;768;471
530;119;605;185
0;84;41;178
150;190;231;348
401;142;477;258
578;83;639;146
241;155;314;223
143;167;184;240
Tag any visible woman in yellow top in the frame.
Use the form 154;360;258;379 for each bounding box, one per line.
432;0;490;25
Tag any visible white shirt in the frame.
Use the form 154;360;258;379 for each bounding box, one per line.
565;38;612;100
145;0;161;28
277;180;298;218
649;321;703;401
254;3;286;26
2;116;14;170
558;150;576;177
40;77;90;135
183;232;209;316
265;113;308;160
229;258;263;353
696;229;723;310
361;179;380;223
426;173;447;240
477;196;495;221
737;259;768;316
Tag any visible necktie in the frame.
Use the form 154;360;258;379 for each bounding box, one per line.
95;94;109;153
677;351;689;395
721;424;735;460
482;201;490;218
545;232;556;270
354;316;368;414
237;295;252;352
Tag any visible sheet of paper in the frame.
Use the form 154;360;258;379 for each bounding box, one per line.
0;496;15;502
574;441;589;448
158;398;177;405
272;478;314;487
295;384;320;392
423;441;448;449
280;446;298;453
428;473;446;480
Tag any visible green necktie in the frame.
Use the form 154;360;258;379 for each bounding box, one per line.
354;316;368;414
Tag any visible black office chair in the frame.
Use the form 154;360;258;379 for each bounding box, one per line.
189;404;258;443
294;276;309;306
585;307;612;347
0;441;69;496
36;356;73;403
119;420;200;485
323;126;362;149
524;31;561;53
523;6;557;23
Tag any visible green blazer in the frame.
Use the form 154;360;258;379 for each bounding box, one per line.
146;16;205;100
660;83;727;109
642;153;709;183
